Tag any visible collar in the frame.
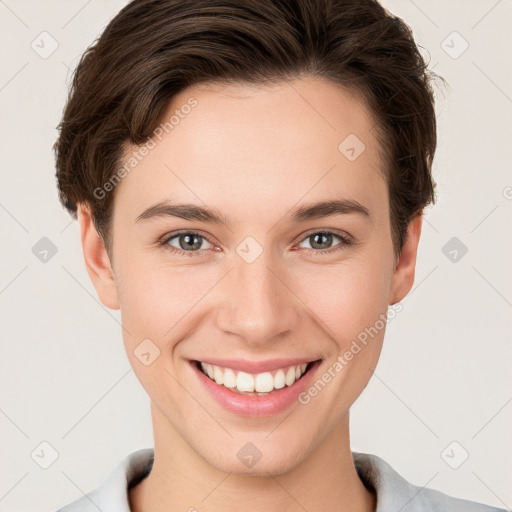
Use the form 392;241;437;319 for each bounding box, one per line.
58;448;504;511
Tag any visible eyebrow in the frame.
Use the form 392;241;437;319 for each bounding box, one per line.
135;198;371;227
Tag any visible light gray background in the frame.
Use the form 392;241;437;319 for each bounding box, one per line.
0;1;511;511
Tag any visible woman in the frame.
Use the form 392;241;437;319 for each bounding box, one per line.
53;0;506;510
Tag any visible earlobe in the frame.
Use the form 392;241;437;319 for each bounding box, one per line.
389;213;423;305
77;204;120;310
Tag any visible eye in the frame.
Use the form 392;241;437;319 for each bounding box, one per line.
159;229;352;257
296;231;352;254
160;231;214;256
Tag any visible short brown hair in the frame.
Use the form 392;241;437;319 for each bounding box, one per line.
54;0;443;261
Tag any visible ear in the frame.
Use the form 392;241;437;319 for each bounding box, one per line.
389;213;423;305
77;204;120;310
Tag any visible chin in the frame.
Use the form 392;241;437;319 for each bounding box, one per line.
200;438;311;477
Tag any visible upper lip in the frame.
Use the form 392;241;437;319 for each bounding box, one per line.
192;357;320;374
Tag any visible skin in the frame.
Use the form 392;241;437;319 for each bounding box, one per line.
78;76;422;512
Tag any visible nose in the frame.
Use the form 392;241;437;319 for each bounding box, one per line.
215;252;299;345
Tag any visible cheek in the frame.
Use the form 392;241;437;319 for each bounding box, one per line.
116;256;214;335
296;255;392;344
295;260;391;412
115;261;199;406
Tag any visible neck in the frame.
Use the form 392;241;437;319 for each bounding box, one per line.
129;404;376;512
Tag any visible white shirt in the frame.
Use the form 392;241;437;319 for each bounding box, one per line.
55;448;506;511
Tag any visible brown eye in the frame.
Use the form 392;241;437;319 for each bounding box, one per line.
298;231;351;254
161;231;214;255
309;233;335;250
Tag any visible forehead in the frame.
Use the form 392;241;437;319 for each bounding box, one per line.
114;77;387;224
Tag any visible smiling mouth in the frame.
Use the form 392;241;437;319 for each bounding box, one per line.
193;359;318;396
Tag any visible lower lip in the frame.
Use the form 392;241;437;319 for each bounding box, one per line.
190;360;322;418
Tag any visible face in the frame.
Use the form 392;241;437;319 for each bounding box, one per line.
80;76;421;475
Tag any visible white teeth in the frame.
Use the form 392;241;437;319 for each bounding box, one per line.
255;372;274;393
236;371;254;392
213;365;223;385
223;368;237;388
295;364;307;379
274;369;285;389
285;367;296;386
199;361;310;394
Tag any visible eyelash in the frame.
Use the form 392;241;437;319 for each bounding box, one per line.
158;229;353;257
